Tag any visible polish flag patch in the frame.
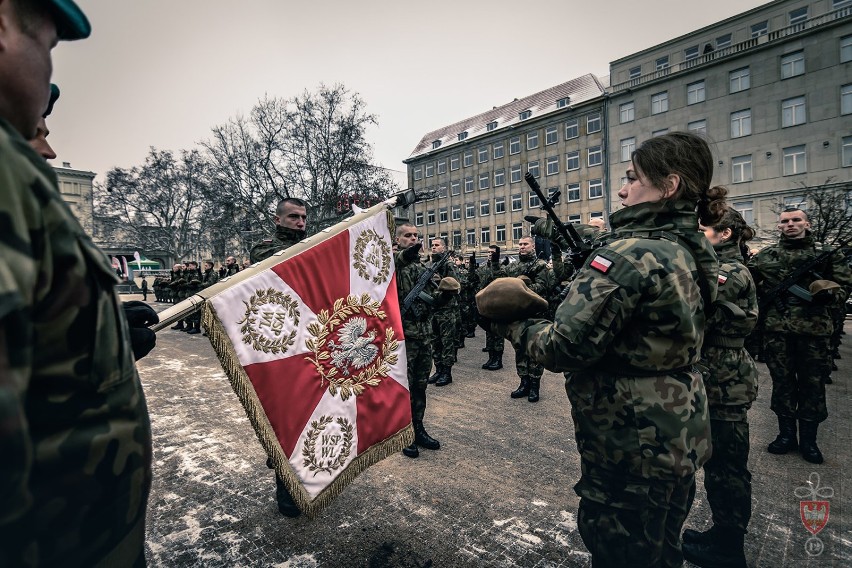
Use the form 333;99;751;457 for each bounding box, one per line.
589;255;613;274
718;272;728;285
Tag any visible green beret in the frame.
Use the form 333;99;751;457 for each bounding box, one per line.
43;83;59;118
475;277;548;322
437;276;460;293
47;0;92;40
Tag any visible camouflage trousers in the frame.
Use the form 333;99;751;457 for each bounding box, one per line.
702;418;751;534
431;310;458;366
485;330;504;354
407;338;432;424
764;332;829;422
577;466;696;568
514;347;543;380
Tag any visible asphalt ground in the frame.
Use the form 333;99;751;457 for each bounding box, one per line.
137;296;850;567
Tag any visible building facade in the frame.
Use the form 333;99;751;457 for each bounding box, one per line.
55;162;96;235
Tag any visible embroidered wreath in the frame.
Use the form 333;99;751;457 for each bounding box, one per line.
301;415;355;476
352;228;391;285
237;288;300;354
305;293;399;401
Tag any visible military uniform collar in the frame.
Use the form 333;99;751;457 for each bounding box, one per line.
713;239;741;261
779;233;813;249
275;225;306;242
609;200;699;234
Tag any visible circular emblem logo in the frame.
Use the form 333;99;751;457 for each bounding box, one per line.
353;228;391;284
237;288;300;354
301;415;354;476
305;293;399;400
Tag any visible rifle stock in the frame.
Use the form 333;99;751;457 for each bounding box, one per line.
402;250;450;314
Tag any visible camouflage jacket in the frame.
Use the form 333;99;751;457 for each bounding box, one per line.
394;251;434;340
201;267;220;289
0;119;152;567
250;225;305;264
428;255;459;312
494;253;549;296
497;200;716;484
701;240;758;420
475;260;499;292
749;234;852;336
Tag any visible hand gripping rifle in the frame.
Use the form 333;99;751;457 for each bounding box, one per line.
402;250;451;319
523;172;592;270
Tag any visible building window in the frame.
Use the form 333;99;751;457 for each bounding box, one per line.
565;118;579;139
684;45;699;61
495;224;506;243
519;109;532;121
842;35;852;63
450;155;460;171
620;101;634;123
494;169;505;186
588;179;603;199
730;67;750;93
566;150;580;171
466;229;476;246
451;205;460;220
587;146;602;167
510;165;522;183
655;55;669;71
512;223;524;241
464;177;474;192
452;230;461;248
731;109;752;138
716;33;732;49
432;140;441;149
566;183;580;202
415;211;423;225
487;120;498;132
529;192;541;208
557;97;570;108
782;96;806;127
509;136;521;154
589;211;604;222
425;163;434;177
629;65;641;79
567;214;581;224
687;80;705;105
835;0;852;9
652;128;668;137
781;51;805;79
783;145;807;175
546;155;559;176
451;180;460;196
751;21;768;37
458;131;468;141
732;155;753;183
437;160;447;174
481;227;491;244
439;207;448;223
413;166;422;180
463;151;473;167
688;119;707;136
651;92;668;114
493;142;504;159
842;84;852;115
545;126;558;145
478;147;489;163
620;137;636;162
511;194;522;211
495;196;505;214
527;160;540;178
733;201;754;225
427;210;435;224
478;173;490;190
587;113;601;133
438;184;448;198
843;136;852;167
789;6;808;27
526;131;539;150
465;203;475;218
480;200;490;216
784;196;807;210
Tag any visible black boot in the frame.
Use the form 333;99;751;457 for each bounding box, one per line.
682;526;746;568
428;364;443;384
187;321;201;335
435;366;453;387
413;421;440;450
682;525;721;546
171;320;185;331
466;329;476;338
767;416;798;454
483;352;503;371
482;346;489;352
457;337;465;349
511;376;530;399
402;444;419;458
799;420;824;464
274;474;301;518
527;376;540;403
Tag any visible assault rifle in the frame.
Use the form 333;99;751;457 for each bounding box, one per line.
524;172;592;270
401;250;451;319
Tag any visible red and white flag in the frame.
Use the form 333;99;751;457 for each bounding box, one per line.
201;205;412;515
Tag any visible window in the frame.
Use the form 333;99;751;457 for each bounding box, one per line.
566;150;580;171
493;142;504;159
684;45;699;61
511;194;522;211
529;192;541;208
432;140;441;149
628;65;641;79
494;169;505;186
566;183;580;202
480;227;491;244
546;155;559;175
478;173;490;190
509;136;521;154
478;147;488;163
834;0;852;9
427;210;435;224
751;21;768;37
519;109;532;121
733;201;754;225
652;128;668;137
466;229;476;246
587;113;601;133
589;211;604;222
452;230;461;248
413;166;422;181
716;33;732;49
526;131;539;150
439;207;448;223
451;205;460;220
620;101;635;123
495;224;506;242
495;196;505;214
557;97;570;109
688;119;707;136
842;84;852;115
567;214;581;224
565;119;579;139
437;160;446;174
450;155;460;170
465;203;475;218
782;96;806;127
527;160;540;178
784;196;807;210
587;146;602;167
464;177;474;192
731;109;752;138
620;137;636;162
512;223;524;241
487;120;498;132
415;211;423;225
789;6;808;27
783;145;807;175
459;131;469;142
510;165;522;183
424;163;434;177
651;91;668;114
451;180;460;195
588;179;603;199
480;200;490;216
843;35;852;63
730;67;750;93
463;151;473;167
655;56;669;71
843;136;852;167
781;51;805;78
438;184;448;198
732;155;753;183
545;126;558;145
687;80;705;104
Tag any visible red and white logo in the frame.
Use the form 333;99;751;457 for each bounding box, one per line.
589;255;613;274
800;501;830;536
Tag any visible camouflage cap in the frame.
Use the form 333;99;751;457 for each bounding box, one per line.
809;279;841;295
475;277;548;322
46;0;92;40
437;276;460;293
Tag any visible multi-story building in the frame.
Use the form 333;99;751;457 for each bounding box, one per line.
404;74;607;256
55;161;96;235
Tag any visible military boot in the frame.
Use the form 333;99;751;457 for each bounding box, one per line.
527;376;540;403
466;329;476;338
187;321;201;335
274;474;301;518
483;352;503;371
413;421;440;450
799;420;824;464
428;364;444;384
482;346;489;352
511;376;530;399
402;444;419;458
683;525;721;545
682;526;746;568
171;320;185;331
767;416;798;454
435;366;453;387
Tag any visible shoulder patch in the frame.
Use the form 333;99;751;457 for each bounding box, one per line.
589;254;614;274
718;271;729;285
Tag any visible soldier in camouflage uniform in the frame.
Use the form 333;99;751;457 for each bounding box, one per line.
682;207;759;568
490;133;722;567
183;261;204;335
249;198;307;263
223;256;241;277
493;236;550;402
479;245;505;371
427;238;460;387
748;208;852;465
169;263;188;328
394;223;440;458
0;3;153;566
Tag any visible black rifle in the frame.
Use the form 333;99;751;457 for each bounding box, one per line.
402;250;451;318
524;172;592;269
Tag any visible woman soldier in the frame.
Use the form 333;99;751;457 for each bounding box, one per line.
487;132;726;567
682;207;758;568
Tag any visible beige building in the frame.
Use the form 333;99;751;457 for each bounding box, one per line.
55;161;96;235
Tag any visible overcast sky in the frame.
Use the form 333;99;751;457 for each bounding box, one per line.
50;0;769;181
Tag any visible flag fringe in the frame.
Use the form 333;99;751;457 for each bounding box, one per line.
201;301;413;518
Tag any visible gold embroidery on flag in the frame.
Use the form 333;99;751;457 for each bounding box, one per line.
238;288;300;354
353;228;391;284
301;415;355;476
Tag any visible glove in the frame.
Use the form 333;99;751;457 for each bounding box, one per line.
490;246;500;264
402;242;422;262
128;327;156;361
469;253;477;271
501;257;509;266
122;301;159;360
527;216;554;240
